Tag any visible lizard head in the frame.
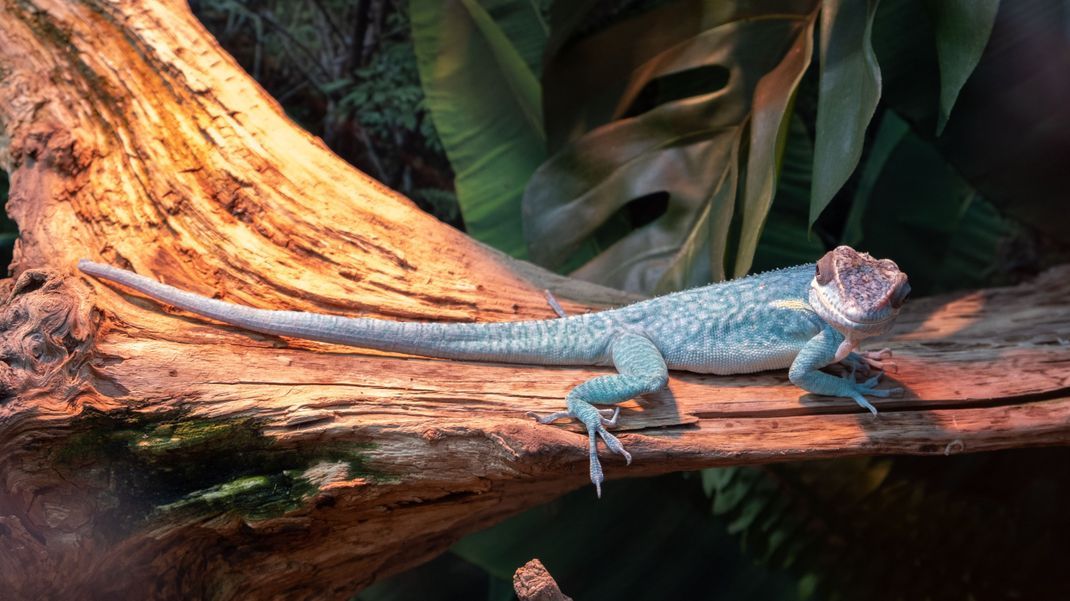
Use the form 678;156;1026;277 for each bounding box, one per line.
808;246;910;343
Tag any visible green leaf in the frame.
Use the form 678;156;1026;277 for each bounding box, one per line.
525;0;820;293
869;0;940;130
541;0;790;152
452;475;799;601
543;0;600;60
735;34;816;277
810;0;882;227
707;451;1070;601
751;115;827;273
842;110;909;246
411;0;547;257
845;110;1017;294
922;0;1000;134
458;0;546;134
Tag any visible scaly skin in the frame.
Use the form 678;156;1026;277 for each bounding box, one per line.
77;246;910;496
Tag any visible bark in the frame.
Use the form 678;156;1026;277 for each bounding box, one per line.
0;0;1068;599
514;559;572;601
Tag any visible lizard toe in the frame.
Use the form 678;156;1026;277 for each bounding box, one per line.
599;407;621;427
587;429;605;498
862;373;882;388
849;391;879;416
597;426;632;465
529;410;573;425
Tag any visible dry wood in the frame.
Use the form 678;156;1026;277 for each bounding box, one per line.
0;0;1068;599
514;559;573;601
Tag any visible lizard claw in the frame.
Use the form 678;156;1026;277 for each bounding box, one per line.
841;369;903;414
543;289;568;318
531;401;630;497
860;348;897;373
850;392;879;416
597;425;631;464
528;407;620;426
587;422;631;498
528;410;572;424
841;348;898;376
599;407;621;427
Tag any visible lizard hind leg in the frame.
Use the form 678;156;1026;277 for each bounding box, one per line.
532;334;669;498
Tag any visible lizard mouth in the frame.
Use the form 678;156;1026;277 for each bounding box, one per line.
808;280;901;334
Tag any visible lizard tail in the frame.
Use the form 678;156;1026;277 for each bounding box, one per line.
77;260;610;365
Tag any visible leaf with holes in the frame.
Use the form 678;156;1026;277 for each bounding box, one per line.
525;0;820;293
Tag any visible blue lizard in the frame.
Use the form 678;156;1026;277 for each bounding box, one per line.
78;246;910;496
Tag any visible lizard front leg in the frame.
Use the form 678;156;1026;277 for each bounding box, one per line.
789;327;902;415
533;333;668;497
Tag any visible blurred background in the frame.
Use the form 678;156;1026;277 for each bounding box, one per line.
4;0;1068;598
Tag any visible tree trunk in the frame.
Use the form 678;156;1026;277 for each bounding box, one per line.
0;0;1068;599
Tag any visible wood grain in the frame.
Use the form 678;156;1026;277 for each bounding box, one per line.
0;0;1068;599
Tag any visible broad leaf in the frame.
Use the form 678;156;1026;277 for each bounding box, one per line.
842;110;909;246
411;0;547;258
810;0;882;227
540;0;749;153
751;116;827;273
868;1;1065;237
845;111;1017;294
734;16;816;277
923;0;1000;134
451;475;798;601
869;0;940;130
926;0;1070;239
543;0;600;61
525;0;819;293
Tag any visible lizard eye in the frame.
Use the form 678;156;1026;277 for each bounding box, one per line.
891;282;911;309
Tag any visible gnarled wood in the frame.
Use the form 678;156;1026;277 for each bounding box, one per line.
514;559;573;601
1;0;1068;599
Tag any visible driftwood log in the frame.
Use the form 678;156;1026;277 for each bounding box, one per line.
1;0;1069;598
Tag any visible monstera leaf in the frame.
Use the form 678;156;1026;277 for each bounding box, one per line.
525;0;820;293
410;0;1003;291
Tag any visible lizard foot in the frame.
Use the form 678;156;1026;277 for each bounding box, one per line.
528;402;630;497
526;407;618;425
841;370;903;416
861;348;897;373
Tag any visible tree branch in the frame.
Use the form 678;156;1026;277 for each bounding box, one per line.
0;0;1068;598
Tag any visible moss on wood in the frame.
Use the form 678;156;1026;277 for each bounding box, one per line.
55;409;384;530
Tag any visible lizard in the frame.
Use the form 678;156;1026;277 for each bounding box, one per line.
77;245;910;496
